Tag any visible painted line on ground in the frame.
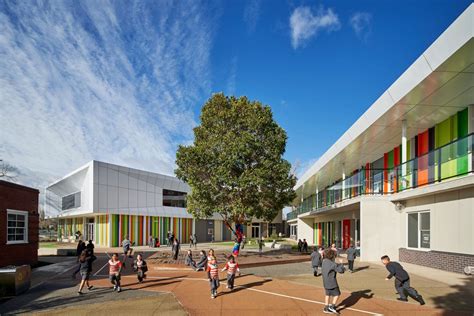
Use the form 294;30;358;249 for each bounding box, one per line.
92;275;383;315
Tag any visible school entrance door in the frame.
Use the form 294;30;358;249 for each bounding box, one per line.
251;223;260;238
85;219;94;242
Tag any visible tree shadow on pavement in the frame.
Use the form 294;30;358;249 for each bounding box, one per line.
338;289;374;310
431;276;474;315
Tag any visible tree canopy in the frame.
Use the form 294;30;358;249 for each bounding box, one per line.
175;93;296;224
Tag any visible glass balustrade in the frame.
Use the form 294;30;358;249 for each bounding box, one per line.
288;133;473;220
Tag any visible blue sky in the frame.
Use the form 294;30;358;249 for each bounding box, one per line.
0;0;471;196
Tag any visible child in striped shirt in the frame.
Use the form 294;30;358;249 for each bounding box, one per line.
206;250;220;299
221;255;240;290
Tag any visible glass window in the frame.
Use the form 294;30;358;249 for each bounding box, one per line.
7;210;28;244
408;211;430;249
163;189;187;208
407;213;418;248
62;192;81;210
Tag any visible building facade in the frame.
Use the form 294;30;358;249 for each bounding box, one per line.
288;5;474;273
0;180;39;267
46;160;284;247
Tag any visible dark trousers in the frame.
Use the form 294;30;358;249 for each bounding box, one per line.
137;270;145;282
348;260;354;271
395;279;419;300
227;274;235;289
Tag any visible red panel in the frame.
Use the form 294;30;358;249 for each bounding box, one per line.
418;130;429;155
318;223;322;245
394;146;400;166
417;130;429;186
342;219;351;249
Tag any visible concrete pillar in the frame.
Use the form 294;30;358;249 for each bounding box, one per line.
401;119;408;189
341;165;346;200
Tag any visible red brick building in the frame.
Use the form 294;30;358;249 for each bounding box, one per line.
0;180;39;267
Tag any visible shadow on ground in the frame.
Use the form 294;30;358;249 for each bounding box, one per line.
338;289;374;310
431;276;474;314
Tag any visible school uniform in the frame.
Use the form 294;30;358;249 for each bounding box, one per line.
222;261;240;289
311;250;322;276
346;246;357;272
207;258;220;297
385;261;422;301
321;258;345;296
133;259;148;282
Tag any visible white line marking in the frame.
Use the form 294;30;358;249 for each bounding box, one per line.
93;261;109;276
93;275;382;315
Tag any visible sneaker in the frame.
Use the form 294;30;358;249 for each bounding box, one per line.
88;285;94;290
313;272;318;277
328;305;340;314
211;294;215;299
77;291;83;295
117;286;121;293
417;296;425;305
323;306;331;314
113;285;117;291
226;285;229;289
397;298;408;302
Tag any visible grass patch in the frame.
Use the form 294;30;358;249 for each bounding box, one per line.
39;242;60;249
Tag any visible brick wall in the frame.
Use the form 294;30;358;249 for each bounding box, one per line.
0;180;39;267
399;248;474;274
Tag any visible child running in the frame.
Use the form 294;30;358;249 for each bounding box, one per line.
206;249;219;299
322;248;345;314
77;250;96;295
133;254;148;283
109;253;123;292
221;255;240;290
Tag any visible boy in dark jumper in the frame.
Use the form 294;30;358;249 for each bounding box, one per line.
381;255;425;305
346;244;357;272
311;246;322;277
322;248;345;314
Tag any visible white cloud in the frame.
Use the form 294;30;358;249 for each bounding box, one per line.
226;56;238;95
0;1;215;212
243;0;262;33
289;5;341;49
350;12;372;40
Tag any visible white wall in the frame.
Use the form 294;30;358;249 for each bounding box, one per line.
402;186;474;255
93;161;192;218
360;197;402;262
297;217;314;243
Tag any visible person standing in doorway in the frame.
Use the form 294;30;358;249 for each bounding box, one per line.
381;255;425;305
322;249;345;314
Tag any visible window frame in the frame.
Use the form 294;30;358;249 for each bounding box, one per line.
406;210;430;251
6;209;29;245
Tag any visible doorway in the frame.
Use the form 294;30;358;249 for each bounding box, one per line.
251;223;260;238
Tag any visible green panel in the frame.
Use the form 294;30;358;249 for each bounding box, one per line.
457;108;468;138
313;223;317;245
387;150;394;168
452;115;458;140
441;160;457;179
438;117;452;147
112;215;119;247
407;139;411;160
456;156;469;175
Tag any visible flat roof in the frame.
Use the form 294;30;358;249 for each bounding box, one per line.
295;4;474;199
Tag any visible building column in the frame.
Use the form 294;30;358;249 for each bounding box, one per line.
401;119;408;189
341;164;346;200
315;186;319;210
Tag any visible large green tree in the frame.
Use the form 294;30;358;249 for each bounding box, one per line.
175;93;296;228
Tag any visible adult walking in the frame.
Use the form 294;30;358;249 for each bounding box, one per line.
381;255;425;305
346;244;357;272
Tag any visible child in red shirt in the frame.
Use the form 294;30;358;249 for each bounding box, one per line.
206;249;219;299
221;255;240;290
108;253;123;292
